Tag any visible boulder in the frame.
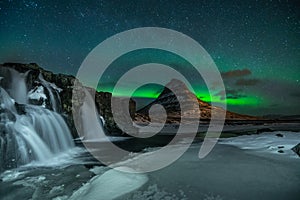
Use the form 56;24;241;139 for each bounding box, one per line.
291;143;300;157
275;133;284;137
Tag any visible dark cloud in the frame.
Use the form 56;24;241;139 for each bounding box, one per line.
215;89;246;100
221;69;251;79
235;78;261;86
290;92;300;98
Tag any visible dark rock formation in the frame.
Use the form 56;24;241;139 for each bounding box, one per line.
136;79;258;124
275;133;284;137
291;143;300;157
256;128;273;134
0;63;136;137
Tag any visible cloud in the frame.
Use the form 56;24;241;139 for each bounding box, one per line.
215;89;246;100
290;92;300;98
221;68;251;79
235;78;261;86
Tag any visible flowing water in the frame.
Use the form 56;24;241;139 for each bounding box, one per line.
80;89;106;141
0;68;75;171
0;67;134;200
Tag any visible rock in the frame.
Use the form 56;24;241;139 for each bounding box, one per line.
256;128;273;134
275;133;284;137
291;143;300;157
278;146;284;149
278;150;284;153
14;102;26;115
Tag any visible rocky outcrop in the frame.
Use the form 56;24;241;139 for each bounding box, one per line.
291;143;300;157
0;63;136;137
136;79;258;124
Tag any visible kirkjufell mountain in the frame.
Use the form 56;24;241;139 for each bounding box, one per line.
136;79;258;124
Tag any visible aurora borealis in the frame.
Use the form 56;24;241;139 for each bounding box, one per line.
0;0;299;115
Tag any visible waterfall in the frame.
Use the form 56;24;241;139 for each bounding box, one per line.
0;68;74;172
38;73;62;113
0;67;29;104
80;89;106;141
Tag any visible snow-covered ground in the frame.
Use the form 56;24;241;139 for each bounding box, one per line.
1;131;299;200
69;167;148;200
219;131;300;158
66;131;300;200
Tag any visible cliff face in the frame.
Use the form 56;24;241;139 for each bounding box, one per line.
0;63;136;137
136;79;258;124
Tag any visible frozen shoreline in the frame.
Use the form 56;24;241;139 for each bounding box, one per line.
72;131;300;200
121;143;300;199
1;131;299;200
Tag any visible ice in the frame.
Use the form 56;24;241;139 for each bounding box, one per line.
126;184;188;200
49;185;65;196
13;175;47;187
28;86;47;107
82;136;130;143
28;86;47;100
219;131;300;157
69;167;148;200
24;147;85;168
89;166;107;175
0;170;26;182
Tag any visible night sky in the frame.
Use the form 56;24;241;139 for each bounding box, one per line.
0;0;299;115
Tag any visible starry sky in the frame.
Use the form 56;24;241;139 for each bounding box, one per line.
0;0;299;115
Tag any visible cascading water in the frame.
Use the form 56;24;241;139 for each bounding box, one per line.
79;89;106;141
0;68;74;172
0;67;29;104
38;73;62;113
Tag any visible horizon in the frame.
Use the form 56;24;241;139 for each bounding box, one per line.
0;61;297;117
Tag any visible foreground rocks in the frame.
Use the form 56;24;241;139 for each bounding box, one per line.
291;143;300;157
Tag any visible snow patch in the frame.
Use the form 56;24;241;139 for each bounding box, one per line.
0;170;26;182
127;184;188;200
219;131;300;158
69;167;148;200
28;86;47;107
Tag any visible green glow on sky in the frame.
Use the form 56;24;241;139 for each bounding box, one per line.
198;94;261;106
98;84;262;106
94;48;270;112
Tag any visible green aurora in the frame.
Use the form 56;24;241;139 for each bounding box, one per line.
96;49;266;108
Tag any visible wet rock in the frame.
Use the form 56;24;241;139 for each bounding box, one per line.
278;150;284;153
275;133;284;137
291;143;300;157
15;102;26;115
256;128;273;134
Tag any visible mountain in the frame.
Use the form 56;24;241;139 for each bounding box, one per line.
136;79;258;124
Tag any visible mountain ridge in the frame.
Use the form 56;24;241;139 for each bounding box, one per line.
136;79;258;124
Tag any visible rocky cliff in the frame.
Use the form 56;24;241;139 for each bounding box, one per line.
0;63;136;137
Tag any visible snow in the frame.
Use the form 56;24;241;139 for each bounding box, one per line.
49;82;63;93
219;131;300;158
28;86;47;107
126;184;188;200
0;170;26;182
82;136;130;143
69;167;148;200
